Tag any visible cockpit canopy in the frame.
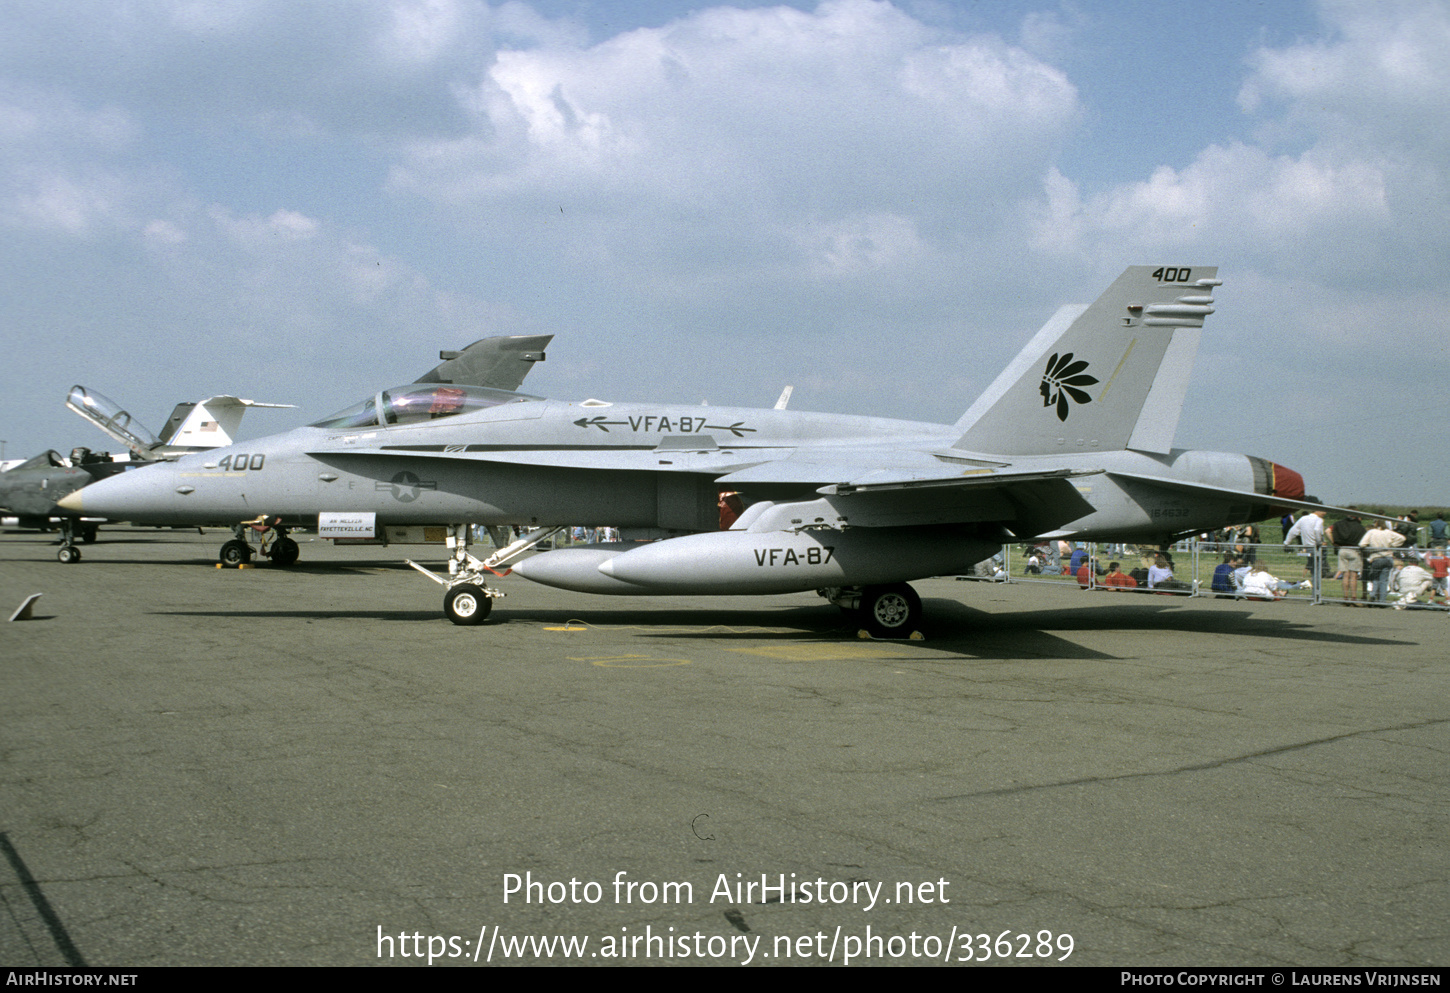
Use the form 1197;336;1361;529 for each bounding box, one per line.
311;384;541;430
14;450;71;470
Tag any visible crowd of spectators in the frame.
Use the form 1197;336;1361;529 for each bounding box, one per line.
1013;508;1448;609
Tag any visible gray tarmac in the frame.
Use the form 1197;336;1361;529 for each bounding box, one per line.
1;527;1446;967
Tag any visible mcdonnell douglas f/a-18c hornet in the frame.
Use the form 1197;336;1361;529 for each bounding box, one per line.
63;266;1337;635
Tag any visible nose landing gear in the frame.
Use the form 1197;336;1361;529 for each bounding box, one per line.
217;518;299;567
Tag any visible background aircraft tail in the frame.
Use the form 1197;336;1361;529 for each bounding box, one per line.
157;396;295;449
952;265;1219;456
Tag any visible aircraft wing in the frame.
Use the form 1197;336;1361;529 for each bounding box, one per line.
308;444;1006;486
722;467;1100;534
414;334;553;391
816;466;1097;494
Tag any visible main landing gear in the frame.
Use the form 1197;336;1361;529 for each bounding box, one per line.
408;525;563;625
820;583;923;639
218;519;300;567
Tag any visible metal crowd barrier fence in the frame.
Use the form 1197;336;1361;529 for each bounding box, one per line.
988;540;1448;610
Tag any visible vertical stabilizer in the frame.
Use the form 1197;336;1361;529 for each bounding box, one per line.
952;266;1218;456
415;334;553;391
165;396;296;450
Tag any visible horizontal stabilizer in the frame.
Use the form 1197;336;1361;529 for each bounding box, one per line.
1106;472;1406;523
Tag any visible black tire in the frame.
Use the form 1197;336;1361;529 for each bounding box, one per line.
861;583;921;639
269;537;300;567
80;525;99;543
57;545;81;564
444;584;492;625
219;539;251;567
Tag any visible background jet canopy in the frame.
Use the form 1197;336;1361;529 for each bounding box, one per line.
310;384;542;430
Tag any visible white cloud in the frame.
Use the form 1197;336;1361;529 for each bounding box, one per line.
392;0;1079;311
143;218;187;244
379;0;467;65
0;1;490;140
792;212;923;277
401;1;1078;206
1033;142;1390;259
1240;0;1450;135
1034;1;1448;286
209;207;322;245
8;170;128;235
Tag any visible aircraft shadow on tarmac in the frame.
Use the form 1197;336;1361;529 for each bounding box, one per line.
915;599;1409;658
150;609;440;622
17;552;412;574
502;597;1410;661
142;596;1412;660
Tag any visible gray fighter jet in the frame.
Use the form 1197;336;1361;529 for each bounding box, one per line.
62;267;1335;634
3;385;288;561
0;448;126;559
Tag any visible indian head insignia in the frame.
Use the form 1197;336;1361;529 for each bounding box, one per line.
1039;352;1098;422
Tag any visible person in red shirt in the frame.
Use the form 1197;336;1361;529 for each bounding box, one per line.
1100;561;1137;590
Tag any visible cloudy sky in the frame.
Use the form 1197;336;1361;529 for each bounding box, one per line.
2;0;1446;504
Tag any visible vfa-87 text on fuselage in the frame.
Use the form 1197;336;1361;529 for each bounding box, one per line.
65;266;1330;635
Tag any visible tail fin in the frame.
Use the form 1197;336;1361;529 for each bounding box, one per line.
953;266;1219;456
160;396;295;450
414;334;553;391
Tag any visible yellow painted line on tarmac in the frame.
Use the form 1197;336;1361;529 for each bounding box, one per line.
544;620;799;635
727;644;897;661
569;655;693;669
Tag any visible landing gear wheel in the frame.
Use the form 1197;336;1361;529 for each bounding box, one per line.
268;536;300;567
80;525;98;543
219;539;252;567
861;583;921;639
57;545;81;564
444;584;492;625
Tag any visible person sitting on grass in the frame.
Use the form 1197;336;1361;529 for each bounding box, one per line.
1147;554;1173;590
1392;557;1434;609
1100;562;1137;590
1075;556;1104;588
1241;562;1308;600
1211;554;1241;597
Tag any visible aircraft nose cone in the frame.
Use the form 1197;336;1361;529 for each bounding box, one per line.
61;466;173;522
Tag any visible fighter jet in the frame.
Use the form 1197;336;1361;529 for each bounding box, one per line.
63;266;1335;634
0;447;127;559
2;388;289;560
0;387;295;561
